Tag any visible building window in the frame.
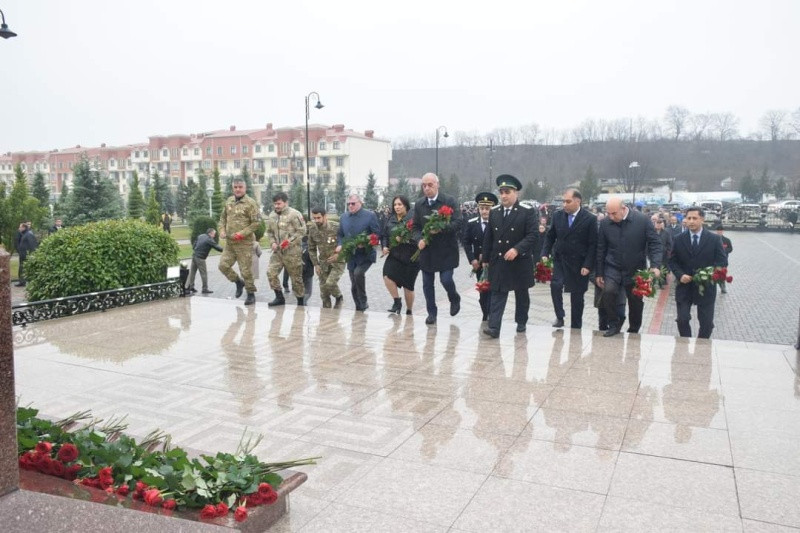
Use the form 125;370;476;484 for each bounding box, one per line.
256;160;265;170
143;150;149;158
234;160;241;169
109;160;116;168
186;162;193;170
271;159;278;169
203;160;211;169
217;146;223;156
231;146;237;155
308;158;315;168
321;157;329;168
280;158;288;169
333;141;340;150
254;144;261;153
242;145;248;154
219;161;227;170
206;147;212;156
162;149;168;158
336;156;344;167
268;144;275;152
318;141;326;151
171;162;179;170
134;151;139;158
182;148;188;156
293;142;300;152
194;148;200;156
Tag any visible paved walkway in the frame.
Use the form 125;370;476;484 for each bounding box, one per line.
11;292;800;531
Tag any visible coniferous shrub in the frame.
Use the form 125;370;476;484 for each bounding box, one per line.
190;216;218;246
24;220;179;301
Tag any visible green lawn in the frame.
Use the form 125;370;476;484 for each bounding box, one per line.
170;225;191;241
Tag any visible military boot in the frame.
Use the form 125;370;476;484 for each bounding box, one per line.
234;279;245;298
268;290;286;307
321;295;332;309
244;292;255;306
296;296;305;306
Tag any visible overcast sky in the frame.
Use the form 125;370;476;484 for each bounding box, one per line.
2;0;798;152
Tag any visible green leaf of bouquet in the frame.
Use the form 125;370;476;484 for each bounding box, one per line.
89;431;106;444
181;467;197;491
262;473;283;487
116;453;133;468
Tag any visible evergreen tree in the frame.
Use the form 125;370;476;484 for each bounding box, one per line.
579;165;601;204
151;170;167;209
164;186;176;215
446;173;462;203
758;167;771;200
363;171;379;210
53;183;69;220
176;182;190;222
2;164;47;253
289;178;306;215
334;173;347;213
394;176;412;199
261;177;275;214
63;156;124;225
311;176;326;211
32;170;50;208
0;183;7;249
738;171;759;203
145;189;161;225
211;168;224;220
188;168;210;222
127;170;145;219
773;177;787;200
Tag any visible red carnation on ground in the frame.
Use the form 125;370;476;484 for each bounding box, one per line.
35;441;53;455
57;443;79;463
216;502;229;517
64;464;82;481
116;484;130;496
50;460;66;478
280;239;290;250
200;504;218;519
234;506;248;522
143;488;163;506
162;499;177;510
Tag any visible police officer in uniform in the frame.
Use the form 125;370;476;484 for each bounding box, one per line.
481;175;539;337
218;177;261;305
266;192;307;306
463;192;497;322
308;206;345;308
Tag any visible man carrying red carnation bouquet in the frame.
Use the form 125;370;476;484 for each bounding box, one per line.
669;206;728;338
334;193;381;311
412;172;464;325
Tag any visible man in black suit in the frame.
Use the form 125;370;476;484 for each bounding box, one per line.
668;214;683;238
541;188;597;329
463;192;497;322
715;224;732;294
669;208;728;338
481;175;539;338
596;197;662;337
412;172;463;325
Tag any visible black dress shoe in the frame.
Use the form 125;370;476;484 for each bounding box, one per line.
406;309;412;315
235;279;245;298
482;314;488;322
189;287;198;293
202;289;213;294
425;315;436;325
333;295;343;309
449;296;461;316
483;327;499;338
516;324;527;333
603;326;621;337
552;318;564;328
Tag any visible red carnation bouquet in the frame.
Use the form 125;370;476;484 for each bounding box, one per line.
693;266;732;296
410;205;454;261
389;219;414;249
632;269;657;298
279;239;290;250
475;267;490;293
534;257;553;283
339;232;380;263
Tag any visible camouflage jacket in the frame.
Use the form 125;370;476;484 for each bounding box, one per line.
307;220;340;266
219;194;260;243
267;206;306;251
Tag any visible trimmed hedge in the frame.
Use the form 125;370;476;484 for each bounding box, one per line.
24;219;179;301
190;216;217;246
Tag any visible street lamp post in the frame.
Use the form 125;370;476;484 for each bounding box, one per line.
0;8;18;39
305;92;324;221
206;186;213;218
486;139;496;189
435;126;448;177
629;161;640;205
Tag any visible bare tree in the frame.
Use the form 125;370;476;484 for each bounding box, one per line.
759;109;787;141
664;105;690;141
688;113;713;141
710;112;739;141
789;107;800;139
517;123;540;145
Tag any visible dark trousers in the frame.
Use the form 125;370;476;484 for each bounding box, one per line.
487;288;530;331
477;267;490;320
18;256;26;282
422;269;458;318
349;263;372;310
676;295;716;339
550;261;586;328
602;270;644;333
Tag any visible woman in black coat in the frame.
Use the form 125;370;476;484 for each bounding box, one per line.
381;195;419;314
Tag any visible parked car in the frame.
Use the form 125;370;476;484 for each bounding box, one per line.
767;200;800;212
700;201;723;215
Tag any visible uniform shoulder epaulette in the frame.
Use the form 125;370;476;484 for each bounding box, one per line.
519;203;532;209
491;205;502;210
468;216;479;223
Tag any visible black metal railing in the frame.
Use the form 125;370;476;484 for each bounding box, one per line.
11;279;183;327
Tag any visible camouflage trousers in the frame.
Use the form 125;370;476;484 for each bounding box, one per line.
317;262;344;306
219;242;256;293
268;250;304;298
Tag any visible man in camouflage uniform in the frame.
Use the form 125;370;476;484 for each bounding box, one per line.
218;177;261;305
308;206;345;308
266;191;307;306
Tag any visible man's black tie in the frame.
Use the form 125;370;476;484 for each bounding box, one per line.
504;208;510;218
692;233;699;250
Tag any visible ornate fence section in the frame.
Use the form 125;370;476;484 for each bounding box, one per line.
11;280;183;327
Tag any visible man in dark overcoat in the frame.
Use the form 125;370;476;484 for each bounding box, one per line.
481;175;539;338
669;207;728;338
463;191;497;322
596;197;662;337
541;188;597;329
412;172;463;325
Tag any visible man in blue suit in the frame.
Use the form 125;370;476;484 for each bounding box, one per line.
541;188;597;329
669;207;728;338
